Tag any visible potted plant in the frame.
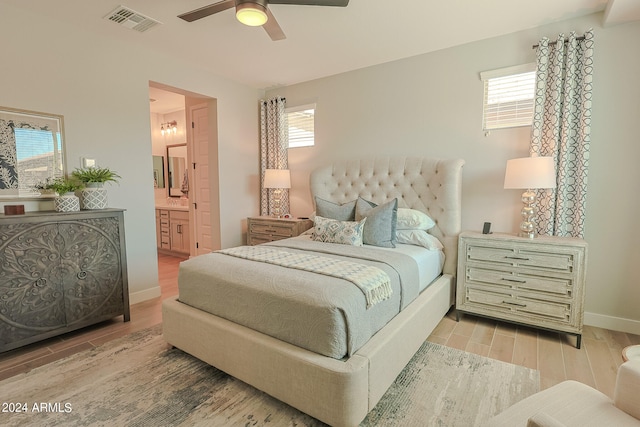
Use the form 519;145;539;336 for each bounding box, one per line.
71;166;121;186
71;166;121;210
32;177;59;196
48;177;84;212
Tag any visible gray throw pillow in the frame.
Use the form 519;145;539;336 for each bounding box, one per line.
315;197;356;221
355;197;398;248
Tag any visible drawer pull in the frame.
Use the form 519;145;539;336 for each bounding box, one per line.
504;256;530;261
503;301;527;307
265;229;277;233
502;278;527;284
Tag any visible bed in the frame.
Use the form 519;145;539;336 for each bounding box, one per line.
162;157;464;426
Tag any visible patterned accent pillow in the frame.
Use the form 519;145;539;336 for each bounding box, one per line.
355;197;398;248
312;215;366;246
315;197;357;221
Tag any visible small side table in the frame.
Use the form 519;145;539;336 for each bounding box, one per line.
247;216;313;245
622;345;640;362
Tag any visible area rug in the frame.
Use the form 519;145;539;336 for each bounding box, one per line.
0;325;538;426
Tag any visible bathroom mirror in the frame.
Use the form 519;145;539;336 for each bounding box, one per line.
167;144;187;197
152;155;165;189
0;106;66;198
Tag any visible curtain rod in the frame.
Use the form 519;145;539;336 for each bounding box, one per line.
532;35;585;49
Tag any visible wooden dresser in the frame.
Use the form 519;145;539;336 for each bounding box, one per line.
0;209;130;353
247;216;313;245
456;231;588;348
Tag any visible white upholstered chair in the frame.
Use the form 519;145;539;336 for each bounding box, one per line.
486;360;640;427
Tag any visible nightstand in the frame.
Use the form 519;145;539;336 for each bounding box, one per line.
247;216;314;245
456;231;588;348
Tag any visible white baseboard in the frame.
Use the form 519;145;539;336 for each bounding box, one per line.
584;311;640;335
129;286;161;305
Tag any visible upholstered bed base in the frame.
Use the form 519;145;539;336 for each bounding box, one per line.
163;157;464;426
163;272;453;427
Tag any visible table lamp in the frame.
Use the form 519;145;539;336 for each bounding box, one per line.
263;169;291;218
504;156;556;238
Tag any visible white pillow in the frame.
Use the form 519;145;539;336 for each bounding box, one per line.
396;229;443;250
396;208;436;230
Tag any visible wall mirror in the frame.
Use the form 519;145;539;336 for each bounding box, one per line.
167;144;187;197
153;155;165;189
0;106;66;198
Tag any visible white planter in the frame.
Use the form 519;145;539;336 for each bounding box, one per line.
80;184;108;210
55;192;80;212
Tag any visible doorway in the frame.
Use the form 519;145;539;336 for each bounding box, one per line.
148;82;221;258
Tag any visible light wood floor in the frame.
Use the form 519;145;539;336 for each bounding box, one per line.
2;252;639;400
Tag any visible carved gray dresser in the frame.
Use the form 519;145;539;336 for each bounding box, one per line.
0;209;130;353
456;231;588;348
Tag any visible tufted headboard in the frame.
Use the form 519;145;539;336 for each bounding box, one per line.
310;157;464;276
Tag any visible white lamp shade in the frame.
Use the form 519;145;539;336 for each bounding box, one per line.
263;169;291;189
504;156;556;189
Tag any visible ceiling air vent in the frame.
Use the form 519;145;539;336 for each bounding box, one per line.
104;5;161;33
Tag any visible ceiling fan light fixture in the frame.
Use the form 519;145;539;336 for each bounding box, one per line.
236;3;268;27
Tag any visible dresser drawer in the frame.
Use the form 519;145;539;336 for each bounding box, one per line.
248;235;279;246
465;287;572;325
467;245;576;273
250;222;295;238
466;266;574;297
170;210;189;221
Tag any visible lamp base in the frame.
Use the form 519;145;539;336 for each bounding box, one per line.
519;190;537;239
271;189;283;218
519;230;536;239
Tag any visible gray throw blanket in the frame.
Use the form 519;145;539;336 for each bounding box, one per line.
219;246;392;308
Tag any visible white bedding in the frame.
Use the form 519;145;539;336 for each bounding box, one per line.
292;234;444;292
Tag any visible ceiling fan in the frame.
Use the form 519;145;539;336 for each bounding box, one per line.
178;0;350;41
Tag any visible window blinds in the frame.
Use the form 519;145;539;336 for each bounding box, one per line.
480;64;536;130
286;104;315;148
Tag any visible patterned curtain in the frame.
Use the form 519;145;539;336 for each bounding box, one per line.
260;97;289;216
530;29;594;238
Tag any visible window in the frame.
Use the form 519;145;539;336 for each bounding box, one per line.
480;64;536;130
15;128;64;195
286;103;315;148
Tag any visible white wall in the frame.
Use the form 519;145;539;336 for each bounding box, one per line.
267;13;640;333
0;4;261;303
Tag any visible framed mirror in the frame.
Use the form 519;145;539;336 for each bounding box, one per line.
153;155;165;189
167;144;187;197
0;106;66;198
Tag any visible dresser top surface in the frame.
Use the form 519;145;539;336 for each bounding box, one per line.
155;205;189;212
460;231;587;247
249;216;312;223
0;208;125;222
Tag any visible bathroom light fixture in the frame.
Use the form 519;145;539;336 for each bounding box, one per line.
161;120;178;136
504;156;556;238
236;1;268;27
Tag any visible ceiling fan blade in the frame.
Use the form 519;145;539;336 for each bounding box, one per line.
269;0;349;6
178;0;235;22
263;7;286;41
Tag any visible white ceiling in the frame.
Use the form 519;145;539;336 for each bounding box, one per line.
5;0;639;112
149;87;186;115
